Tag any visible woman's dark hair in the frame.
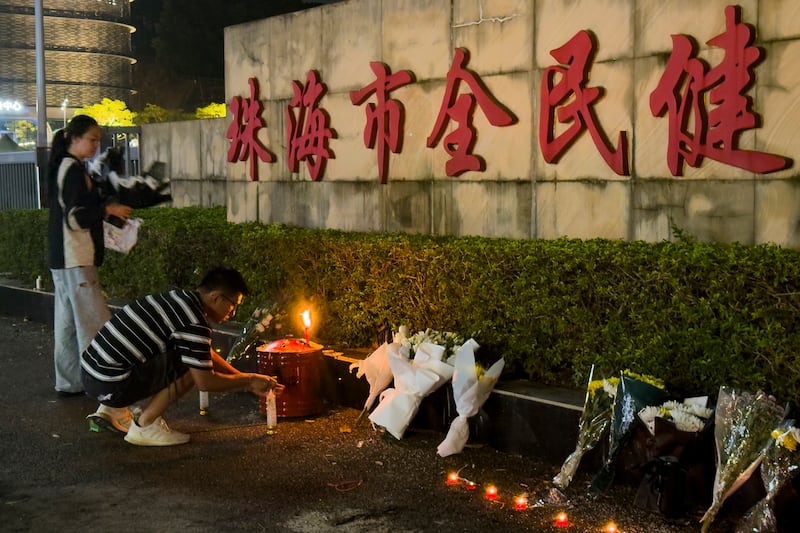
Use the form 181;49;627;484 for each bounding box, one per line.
198;266;250;297
47;114;100;168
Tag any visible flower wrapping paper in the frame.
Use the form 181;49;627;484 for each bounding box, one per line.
437;339;504;457
700;387;786;533
553;371;616;491
368;341;455;440
349;341;393;416
227;303;284;367
589;373;669;497
738;421;800;532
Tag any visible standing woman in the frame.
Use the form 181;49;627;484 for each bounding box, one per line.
47;115;132;395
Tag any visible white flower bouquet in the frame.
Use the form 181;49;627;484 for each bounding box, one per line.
738;421;800;532
437;339;504;457
368;338;455;440
700;387;786;532
638;397;714;436
349;342;394;425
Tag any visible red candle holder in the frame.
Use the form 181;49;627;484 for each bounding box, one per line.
555;511;570;527
465;480;477;491
485;485;498;500
446;472;459;486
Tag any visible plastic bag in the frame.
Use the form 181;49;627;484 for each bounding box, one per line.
103;217;141;254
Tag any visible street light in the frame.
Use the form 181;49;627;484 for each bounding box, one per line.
61;98;68;128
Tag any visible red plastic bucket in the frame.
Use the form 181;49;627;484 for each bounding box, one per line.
256;339;324;418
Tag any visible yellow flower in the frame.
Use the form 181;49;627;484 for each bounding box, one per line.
772;427;799;451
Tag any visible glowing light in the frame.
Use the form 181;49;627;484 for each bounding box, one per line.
555;511;569;527
605;522;618;533
446;472;459;485
485;485;498;500
301;309;311;343
465;480;477;491
513;495;528;510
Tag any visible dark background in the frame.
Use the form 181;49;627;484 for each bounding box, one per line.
129;0;332;111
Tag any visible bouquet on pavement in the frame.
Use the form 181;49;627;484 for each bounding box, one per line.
552;366;618;491
700;387;786;533
589;371;669;497
738;421;800;533
368;337;455;440
437;339;504;457
349;342;393;425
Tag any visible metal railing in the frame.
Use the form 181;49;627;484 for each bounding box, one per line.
0;150;39;209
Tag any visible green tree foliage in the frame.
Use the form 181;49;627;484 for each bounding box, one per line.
195;102;227;119
75;98;136;126
134;103;193;124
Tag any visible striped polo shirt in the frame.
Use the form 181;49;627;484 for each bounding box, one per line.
81;289;212;382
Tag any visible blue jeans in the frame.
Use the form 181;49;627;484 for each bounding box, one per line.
51;266;110;393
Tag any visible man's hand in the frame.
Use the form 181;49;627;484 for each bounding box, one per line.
249;374;285;396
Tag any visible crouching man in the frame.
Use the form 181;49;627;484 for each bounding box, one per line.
81;266;284;446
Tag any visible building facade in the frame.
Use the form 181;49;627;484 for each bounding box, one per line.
139;0;800;248
0;0;135;130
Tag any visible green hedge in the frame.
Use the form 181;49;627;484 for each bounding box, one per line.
2;206;799;409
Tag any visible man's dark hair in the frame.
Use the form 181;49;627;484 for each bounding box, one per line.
198;266;249;296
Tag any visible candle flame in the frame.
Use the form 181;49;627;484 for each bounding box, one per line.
301;309;311;328
605;522;618;533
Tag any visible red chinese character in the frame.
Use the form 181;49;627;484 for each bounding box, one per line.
539;30;629;176
350;62;414;184
226;77;275;181
650;5;790;175
427;48;516;177
285;70;335;181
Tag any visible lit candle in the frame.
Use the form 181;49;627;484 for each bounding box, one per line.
301;309;311;343
446;472;459;485
514;495;528;510
465;480;477;491
605;522;618;533
485;485;498;500
555;512;569;527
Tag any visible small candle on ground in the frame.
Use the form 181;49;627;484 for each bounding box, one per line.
446;472;459;485
555;511;569;527
485;485;498;500
514;495;528;510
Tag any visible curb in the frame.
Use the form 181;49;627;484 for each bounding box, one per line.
0;280;584;465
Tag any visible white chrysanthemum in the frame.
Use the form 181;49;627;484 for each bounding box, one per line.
662;400;683;412
669;410;704;432
638;406;662;435
684;404;714;419
603;379;618;398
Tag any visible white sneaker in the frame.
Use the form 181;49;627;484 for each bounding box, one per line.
87;404;133;434
124;417;190;446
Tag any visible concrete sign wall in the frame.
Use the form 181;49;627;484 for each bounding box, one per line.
143;0;800;247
